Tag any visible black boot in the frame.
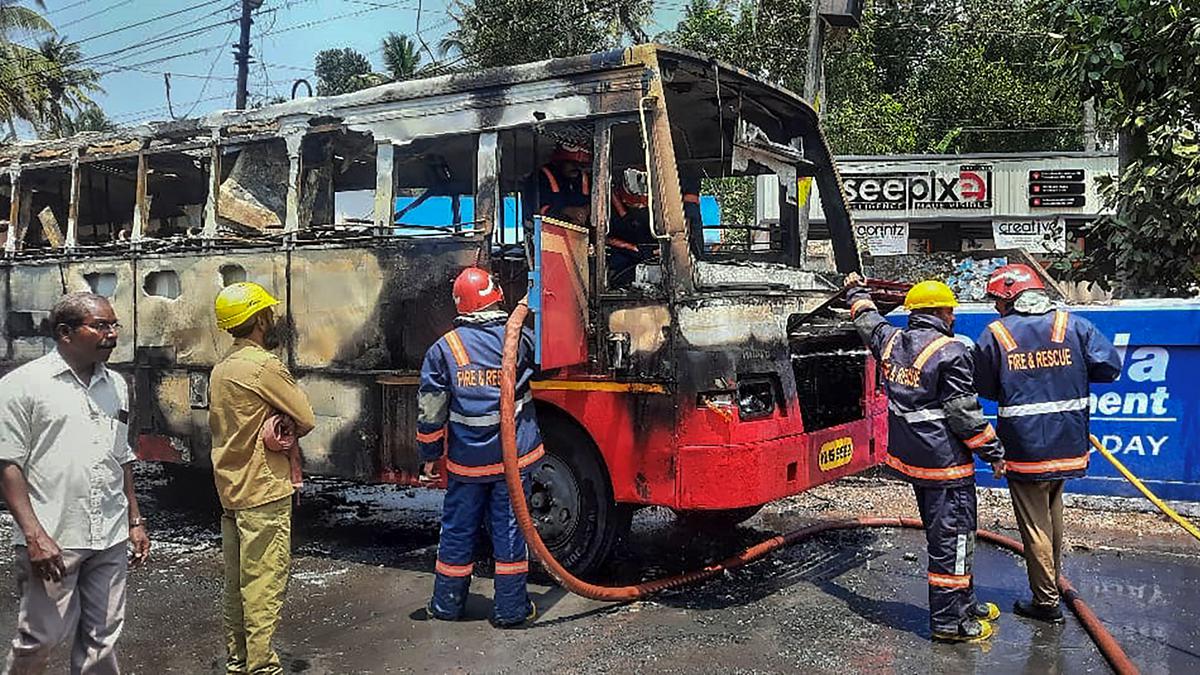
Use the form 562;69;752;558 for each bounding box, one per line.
489;600;537;629
932;618;994;643
1013;599;1064;624
968;601;1000;621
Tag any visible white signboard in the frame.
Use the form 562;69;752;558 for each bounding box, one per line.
853;222;909;256
992;217;1066;254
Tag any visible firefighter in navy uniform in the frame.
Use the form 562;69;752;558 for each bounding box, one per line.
417;267;545;628
534;143;592;226
680;176;704;257
974;264;1121;624
845;274;1006;643
606;167;656;287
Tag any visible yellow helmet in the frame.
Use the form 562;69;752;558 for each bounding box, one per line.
904;280;958;310
214;282;279;331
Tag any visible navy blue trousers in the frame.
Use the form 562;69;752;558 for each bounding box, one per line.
430;476;532;624
913;484;980;632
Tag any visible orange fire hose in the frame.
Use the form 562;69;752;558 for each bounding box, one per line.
499;299;1137;674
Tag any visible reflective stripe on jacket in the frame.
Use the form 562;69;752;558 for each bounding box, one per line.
536;163;590;217
849;289;1003;487
416;311;544;482
974;307;1121;481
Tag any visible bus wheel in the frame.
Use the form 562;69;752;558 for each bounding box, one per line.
673;505;764;530
530;420;630;579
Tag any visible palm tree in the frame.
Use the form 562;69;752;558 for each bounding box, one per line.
72;104;115;134
0;0;52;139
33;35;102;137
380;32;422;81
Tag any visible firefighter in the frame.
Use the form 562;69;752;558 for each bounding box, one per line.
974;264;1121;623
417;267;544;628
534;142;592;227
845;273;1006;643
607;167;655;286
680;176;704;257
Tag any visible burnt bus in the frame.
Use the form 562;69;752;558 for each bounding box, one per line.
0;45;885;575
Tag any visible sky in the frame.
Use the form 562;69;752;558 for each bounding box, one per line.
11;0;689;130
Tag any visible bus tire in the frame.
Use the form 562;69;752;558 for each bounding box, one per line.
674;505;764;530
530;418;631;579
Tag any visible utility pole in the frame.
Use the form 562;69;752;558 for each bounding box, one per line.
1083;98;1097;153
796;1;827;266
234;0;262;110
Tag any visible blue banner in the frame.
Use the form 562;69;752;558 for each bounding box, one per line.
892;302;1200;502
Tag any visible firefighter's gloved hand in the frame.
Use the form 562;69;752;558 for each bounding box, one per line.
420;461;441;482
991;460;1006;479
844;272;865;288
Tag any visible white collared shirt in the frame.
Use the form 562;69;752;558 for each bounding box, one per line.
0;348;135;550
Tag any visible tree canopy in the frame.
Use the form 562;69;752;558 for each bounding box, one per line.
1039;0;1200;295
439;0;651;68
1;0;102;139
665;0;1084;155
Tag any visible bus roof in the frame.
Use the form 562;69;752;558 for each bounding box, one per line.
1;44;817;166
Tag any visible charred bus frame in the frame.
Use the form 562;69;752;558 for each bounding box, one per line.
0;45;883;575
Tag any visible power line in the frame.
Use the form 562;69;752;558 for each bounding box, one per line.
185;24;239;117
262;0;422;37
56;0;139;32
70;0;230;47
42;0;95;17
6;13;250;87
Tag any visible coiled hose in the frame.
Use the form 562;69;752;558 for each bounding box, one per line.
498;299;1137;674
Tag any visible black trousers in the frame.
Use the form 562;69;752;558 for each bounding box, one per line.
913;483;979;631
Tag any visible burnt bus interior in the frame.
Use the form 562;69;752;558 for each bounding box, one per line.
658;56;869;431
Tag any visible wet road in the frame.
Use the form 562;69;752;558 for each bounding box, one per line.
0;467;1196;674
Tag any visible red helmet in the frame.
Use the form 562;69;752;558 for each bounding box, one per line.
551;143;592;165
452;267;503;314
986;263;1045;301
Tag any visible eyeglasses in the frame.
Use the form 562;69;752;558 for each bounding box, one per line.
77;320;121;333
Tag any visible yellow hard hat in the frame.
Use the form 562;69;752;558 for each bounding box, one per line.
904;280;958;310
214;282;279;330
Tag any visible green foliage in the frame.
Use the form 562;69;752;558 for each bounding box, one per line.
381;33;422;81
314;48;385;96
664;0;1083;155
71;104;114;133
1040;0;1200;296
32;36;102;138
440;0;651;68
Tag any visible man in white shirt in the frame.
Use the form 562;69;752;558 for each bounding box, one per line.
0;292;151;674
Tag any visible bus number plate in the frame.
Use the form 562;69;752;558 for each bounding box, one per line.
818;437;855;471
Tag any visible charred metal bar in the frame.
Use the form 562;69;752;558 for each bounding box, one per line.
132;151;148;242
591;122;612;292
284;132;304;233
66;152;81;249
4;167;18;254
476;132;500;268
202;137;221;239
373;142;395;232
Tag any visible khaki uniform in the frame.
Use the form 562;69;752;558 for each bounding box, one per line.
209;340;314;675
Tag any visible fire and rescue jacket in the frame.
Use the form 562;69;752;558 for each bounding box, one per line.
608;193;654;254
849;290;1004;487
416;309;544;482
973;306;1121;481
535;162;590;219
681;177;703;257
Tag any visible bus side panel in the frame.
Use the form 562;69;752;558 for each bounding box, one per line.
533;389;678;507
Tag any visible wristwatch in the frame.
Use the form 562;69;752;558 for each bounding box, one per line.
129;517;146;528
